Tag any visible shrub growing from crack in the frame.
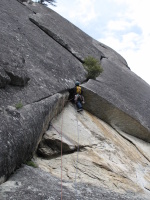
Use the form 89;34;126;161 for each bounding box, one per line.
25;160;38;168
83;56;103;80
15;102;23;109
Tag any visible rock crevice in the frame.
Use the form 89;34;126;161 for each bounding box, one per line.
29;16;84;63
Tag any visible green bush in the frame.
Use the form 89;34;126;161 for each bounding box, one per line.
25;160;38;168
83;56;103;80
15;102;23;109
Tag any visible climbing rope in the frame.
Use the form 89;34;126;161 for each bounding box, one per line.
51;95;66;200
60;96;74;199
60;97;65;200
74;113;80;200
49;95;81;200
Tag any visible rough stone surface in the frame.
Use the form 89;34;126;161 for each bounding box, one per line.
3;56;30;86
0;66;10;88
34;104;150;199
37;129;76;158
92;39;129;69
0;0;86;107
0;92;68;184
82;58;150;142
1;0;150;199
5;68;30;86
0;165;148;200
22;2;150;142
118;130;150;164
37;103;98;158
27;3;128;68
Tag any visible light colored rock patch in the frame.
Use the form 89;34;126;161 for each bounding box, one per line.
0;181;22;193
35;103;150;195
35;149;143;194
117;130;150;190
118;130;150;162
47;103;99;147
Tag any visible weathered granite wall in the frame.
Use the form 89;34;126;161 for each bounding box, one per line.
0;92;69;184
0;2;150;200
30;104;150;199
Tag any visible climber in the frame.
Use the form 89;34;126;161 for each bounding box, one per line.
73;81;85;112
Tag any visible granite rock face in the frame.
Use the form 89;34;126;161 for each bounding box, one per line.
34;104;150;199
27;2;128;68
0;66;10;88
22;1;150;142
1;0;150;199
0;92;69;184
1;104;150;199
0;165;147;200
82;58;150;142
37;129;76;158
0;0;86;107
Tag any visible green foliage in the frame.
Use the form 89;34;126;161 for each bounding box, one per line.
25;160;38;168
15;102;23;109
83;56;103;80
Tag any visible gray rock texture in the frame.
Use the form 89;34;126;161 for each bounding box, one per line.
37;128;76;158
0;92;69;184
82;58;150;142
3;56;30;86
0;0;85;185
27;2;128;68
35;104;150;198
0;0;150;199
5;68;30;86
0;165;148;200
0;0;86;107
0;66;10;88
24;1;150;142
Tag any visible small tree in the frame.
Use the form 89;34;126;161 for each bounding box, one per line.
83;56;103;80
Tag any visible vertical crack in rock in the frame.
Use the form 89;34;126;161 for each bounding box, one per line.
29;17;84;63
115;129;150;164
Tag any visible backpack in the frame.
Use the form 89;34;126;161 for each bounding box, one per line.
76;86;81;94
